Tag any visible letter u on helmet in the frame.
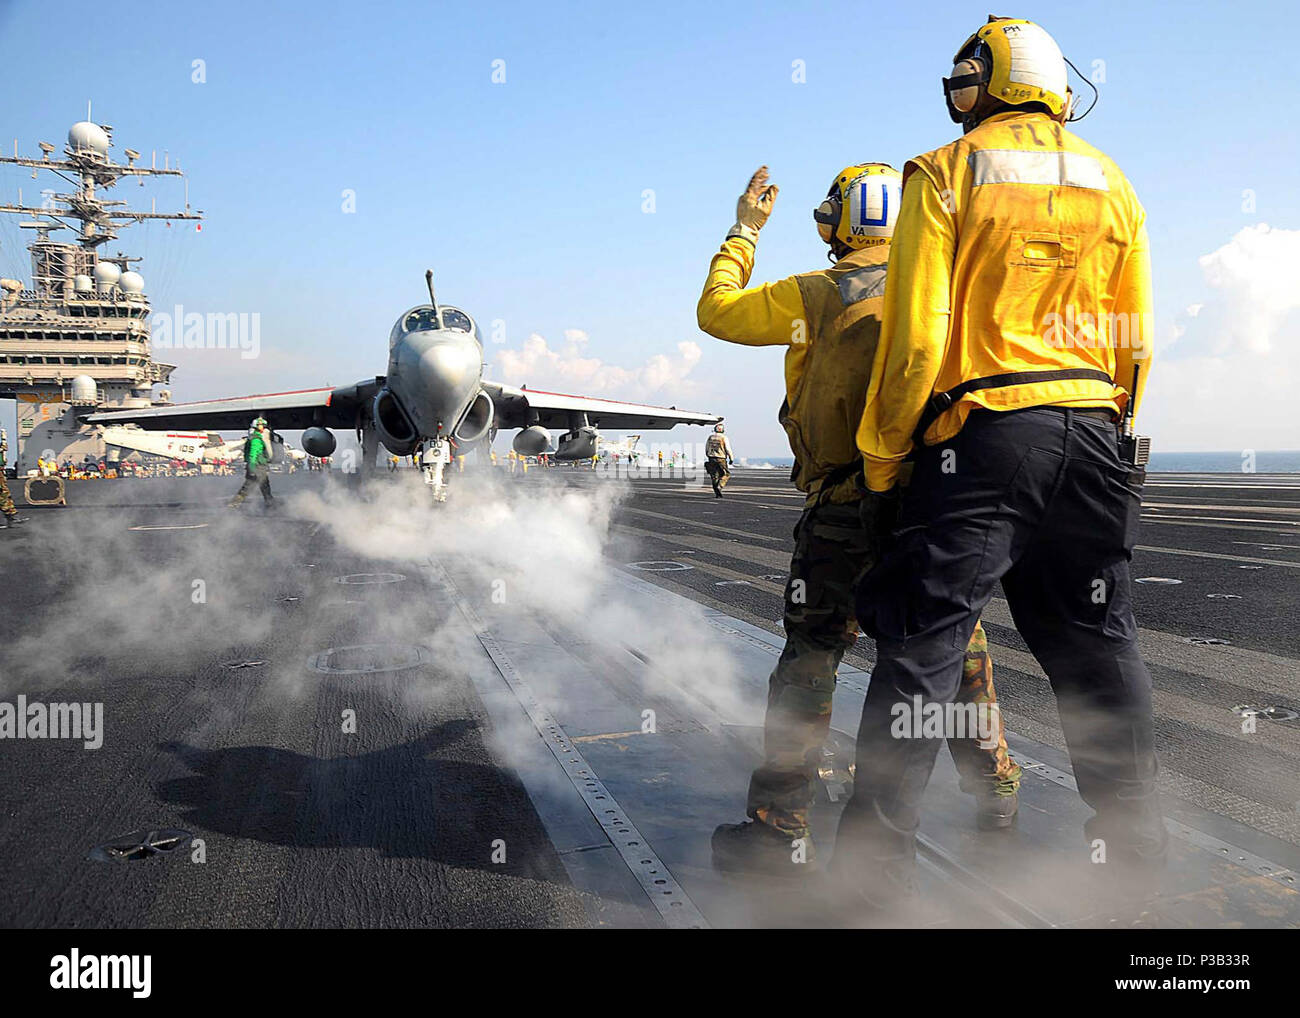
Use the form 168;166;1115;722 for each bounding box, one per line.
812;163;902;252
943;18;1069;126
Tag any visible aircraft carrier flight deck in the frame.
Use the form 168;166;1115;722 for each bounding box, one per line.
1;467;1298;929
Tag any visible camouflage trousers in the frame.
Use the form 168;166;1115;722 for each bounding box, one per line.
0;472;15;517
747;501;1021;838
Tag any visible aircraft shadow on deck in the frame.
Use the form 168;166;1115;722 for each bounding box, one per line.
153;723;571;884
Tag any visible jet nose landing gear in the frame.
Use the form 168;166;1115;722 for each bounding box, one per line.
421;437;452;503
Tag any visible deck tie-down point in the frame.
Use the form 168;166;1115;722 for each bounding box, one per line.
89;828;193;863
308;644;429;675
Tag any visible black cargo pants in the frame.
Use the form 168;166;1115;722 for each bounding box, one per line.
842;406;1161;857
230;463;273;505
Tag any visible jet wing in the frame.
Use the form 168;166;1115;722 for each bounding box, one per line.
484;381;721;430
85;380;383;432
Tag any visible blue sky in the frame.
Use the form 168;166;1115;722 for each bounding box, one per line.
2;0;1296;454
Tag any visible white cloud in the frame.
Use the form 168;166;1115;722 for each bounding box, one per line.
1195;224;1300;355
490;329;704;400
1142;224;1300;451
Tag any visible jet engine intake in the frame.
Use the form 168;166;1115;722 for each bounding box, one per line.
453;389;495;444
512;425;550;457
372;388;420;456
301;426;337;458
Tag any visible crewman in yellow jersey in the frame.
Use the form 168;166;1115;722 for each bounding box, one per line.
837;17;1161;907
698;165;1020;875
703;423;734;497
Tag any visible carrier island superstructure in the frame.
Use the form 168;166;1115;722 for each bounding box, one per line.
0;114;201;471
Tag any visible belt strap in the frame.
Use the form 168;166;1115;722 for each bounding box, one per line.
912;368;1114;446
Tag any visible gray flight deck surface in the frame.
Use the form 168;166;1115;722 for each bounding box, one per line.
1;466;1298;928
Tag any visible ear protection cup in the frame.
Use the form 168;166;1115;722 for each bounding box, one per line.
813;194;840;243
943;47;990;123
947;56;985;113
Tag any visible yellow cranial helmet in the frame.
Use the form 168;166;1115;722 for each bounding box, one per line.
944;17;1069;126
812;163;902;252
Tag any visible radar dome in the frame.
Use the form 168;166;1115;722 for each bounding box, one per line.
73;274;93;293
68;121;110;156
70;375;98;404
93;262;120;292
119;270;145;294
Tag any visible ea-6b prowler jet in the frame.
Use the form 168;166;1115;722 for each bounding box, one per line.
87;271;721;500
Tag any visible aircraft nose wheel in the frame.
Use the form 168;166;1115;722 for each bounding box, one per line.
422;438;451;502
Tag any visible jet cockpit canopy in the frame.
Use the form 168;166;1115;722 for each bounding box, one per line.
389;304;478;348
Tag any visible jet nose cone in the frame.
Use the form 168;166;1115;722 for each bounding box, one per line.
418;338;479;401
391;331;482;433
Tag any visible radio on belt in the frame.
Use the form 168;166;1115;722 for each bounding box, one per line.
1119;365;1151;467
